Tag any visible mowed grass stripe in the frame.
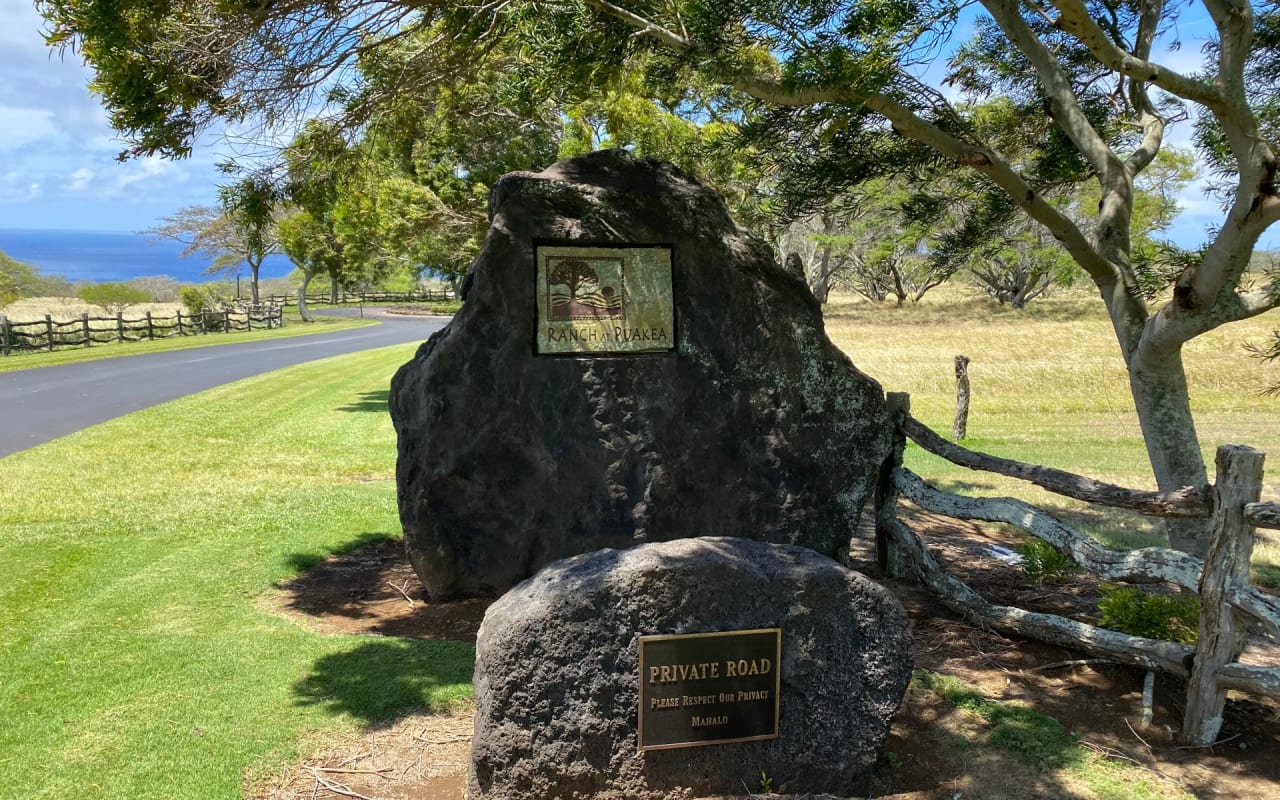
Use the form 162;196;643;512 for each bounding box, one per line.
0;344;474;800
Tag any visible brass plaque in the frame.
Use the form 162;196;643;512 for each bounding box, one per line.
535;245;674;355
638;628;781;751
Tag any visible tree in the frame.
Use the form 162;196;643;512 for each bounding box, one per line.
276;210;342;322
967;222;1072;308
0;272;17;308
1;249;72;298
541;0;1273;552
781;177;960;305
1;252;30;307
40;0;1280;552
219;176;282;305
79;282;152;314
145;193;282;305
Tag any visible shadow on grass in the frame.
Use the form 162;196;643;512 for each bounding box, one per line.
284;531;400;574
1252;562;1280;592
338;389;390;413
294;638;475;727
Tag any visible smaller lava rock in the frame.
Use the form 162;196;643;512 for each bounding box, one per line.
469;537;913;799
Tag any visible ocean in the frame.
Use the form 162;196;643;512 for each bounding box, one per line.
0;228;295;284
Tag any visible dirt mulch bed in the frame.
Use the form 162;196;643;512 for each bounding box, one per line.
254;515;1280;800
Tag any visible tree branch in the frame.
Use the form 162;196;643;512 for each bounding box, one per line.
981;0;1124;182
862;93;1116;286
1123;0;1168;174
1045;0;1223;108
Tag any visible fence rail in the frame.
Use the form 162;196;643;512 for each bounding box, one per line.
260;289;454;307
875;393;1280;745
0;306;283;356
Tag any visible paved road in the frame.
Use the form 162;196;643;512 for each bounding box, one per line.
0;310;448;459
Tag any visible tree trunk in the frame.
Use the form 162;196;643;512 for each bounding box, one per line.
298;270;314;322
330;274;339;304
249;256;261;305
1127;343;1212;554
808;245;833;304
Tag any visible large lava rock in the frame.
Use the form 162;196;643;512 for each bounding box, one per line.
469;537;914;799
389;149;890;600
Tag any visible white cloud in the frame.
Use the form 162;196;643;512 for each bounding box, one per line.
68;167;93;192
0;0;230;230
0;105;61;152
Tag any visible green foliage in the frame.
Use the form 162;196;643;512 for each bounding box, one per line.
1;249;72;298
0;346;474;797
179;285;230;330
1016;538;1077;585
1097;585;1200;645
758;769;773;793
78;281;152;313
0;270;17;308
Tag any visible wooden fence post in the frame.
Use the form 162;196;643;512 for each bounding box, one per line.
953;355;971;441
875;392;915;580
176;309;185;337
223;309;231;333
145;311;154;341
45;314;54;352
1;315;10;356
82;313;91;348
1182;444;1266;745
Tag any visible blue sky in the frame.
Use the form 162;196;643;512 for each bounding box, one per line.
0;0;1265;250
0;0;228;232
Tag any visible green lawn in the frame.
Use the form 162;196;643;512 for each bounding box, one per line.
0;344;473;800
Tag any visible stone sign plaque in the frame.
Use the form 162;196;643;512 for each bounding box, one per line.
638;628;781;751
535;245;674;355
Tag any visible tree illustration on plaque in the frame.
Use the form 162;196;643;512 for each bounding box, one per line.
547;257;624;320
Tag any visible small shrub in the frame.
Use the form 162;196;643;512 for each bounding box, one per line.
79;282;152;314
181;286;229;331
758;770;773;793
1097;584;1200;644
1017;538;1077;584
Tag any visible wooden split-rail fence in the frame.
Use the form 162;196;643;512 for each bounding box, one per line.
260;289;455;307
0;306;283;356
875;392;1280;746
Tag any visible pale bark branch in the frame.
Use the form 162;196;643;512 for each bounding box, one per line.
1215;663;1280;699
882;516;1194;676
900;414;1211;517
1228;585;1280;639
981;0;1124;181
893;468;1205;589
1245;501;1280;530
582;0;691;51
1045;0;1223;108
862;92;1116;284
1122;0;1168;174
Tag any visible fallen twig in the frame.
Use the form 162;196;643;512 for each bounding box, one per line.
1175;733;1242;750
411;732;471;745
1125;716;1153;753
1081;740;1142;766
310;770;381;800
385;580;416;610
1025;658;1115;673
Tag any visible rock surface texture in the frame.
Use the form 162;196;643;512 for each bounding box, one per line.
389;149;890;600
469;537;914;799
